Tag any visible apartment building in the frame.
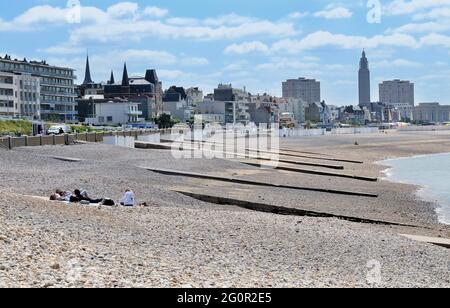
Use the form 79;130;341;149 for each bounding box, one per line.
0;55;76;121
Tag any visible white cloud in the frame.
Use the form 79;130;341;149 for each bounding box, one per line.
118;49;177;65
314;6;353;19
223;31;450;56
1;4;296;43
38;43;85;55
203;14;256;27
158;69;185;79
165;17;199;26
287;12;309;19
107;2;139;18
0;5;68;31
420;33;450;48
272;31;419;53
223;61;249;72
143;6;169;18
181;57;209;66
413;7;450;20
69;19;297;43
253;58;352;83
384;0;450;16
388;21;450;34
0;5;109;31
224;41;270;55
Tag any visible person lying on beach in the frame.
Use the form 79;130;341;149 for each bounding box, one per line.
120;189;135;207
50;190;79;203
74;189;104;204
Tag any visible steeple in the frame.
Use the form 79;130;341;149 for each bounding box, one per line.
83;54;93;85
360;49;369;70
108;70;115;85
121;63;129;86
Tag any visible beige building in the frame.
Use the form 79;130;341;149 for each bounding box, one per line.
413;103;450;123
0;71;40;118
379;80;415;106
282;78;321;105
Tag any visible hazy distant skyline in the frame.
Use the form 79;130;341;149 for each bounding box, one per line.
1;0;450;105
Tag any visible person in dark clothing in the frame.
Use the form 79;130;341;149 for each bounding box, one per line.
53;189;79;203
74;189;103;204
59;128;65;135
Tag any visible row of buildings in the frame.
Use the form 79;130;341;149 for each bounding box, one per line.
1;52;449;126
356;50;450;124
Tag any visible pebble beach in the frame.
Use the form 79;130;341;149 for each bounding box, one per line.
1;130;449;288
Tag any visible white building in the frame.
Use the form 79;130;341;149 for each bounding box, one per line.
0;71;40;118
0;72;17;116
186;87;203;106
194;113;224;124
81;99;143;125
389;102;414;121
163;100;192;122
282;78;321;105
196;100;250;125
1;55;76;121
379;80;415;106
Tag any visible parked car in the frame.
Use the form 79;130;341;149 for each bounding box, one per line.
47;125;72;135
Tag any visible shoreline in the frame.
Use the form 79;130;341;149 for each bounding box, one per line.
377;153;450;226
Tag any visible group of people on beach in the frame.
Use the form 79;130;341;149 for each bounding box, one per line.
50;189;136;207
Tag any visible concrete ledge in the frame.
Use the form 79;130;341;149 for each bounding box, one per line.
135;141;175;150
49;156;84;162
243;161;378;182
400;234;450;249
247;148;364;164
175;190;419;227
146;167;378;198
279;148;331;156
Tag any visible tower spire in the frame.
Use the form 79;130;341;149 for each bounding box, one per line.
122;62;129;86
109;70;115;85
83;54;93;85
358;49;371;107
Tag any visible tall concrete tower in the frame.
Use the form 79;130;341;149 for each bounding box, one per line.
358;50;371;107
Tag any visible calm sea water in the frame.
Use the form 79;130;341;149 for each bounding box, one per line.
382;153;450;225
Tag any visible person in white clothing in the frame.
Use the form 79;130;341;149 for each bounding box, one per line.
120;189;135;207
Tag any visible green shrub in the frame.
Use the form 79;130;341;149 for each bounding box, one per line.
0;120;32;136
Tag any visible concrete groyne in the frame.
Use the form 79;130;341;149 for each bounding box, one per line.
0;129;170;150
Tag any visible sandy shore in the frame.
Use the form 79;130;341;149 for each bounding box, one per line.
1;130;449;288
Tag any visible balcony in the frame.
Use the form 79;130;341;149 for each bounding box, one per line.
41;89;76;97
40;99;76;105
40;109;77;116
6;67;76;80
0;81;14;88
0;94;15;100
40;81;75;87
127;110;143;116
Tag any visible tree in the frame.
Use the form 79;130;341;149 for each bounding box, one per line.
305;120;313;129
154;113;178;129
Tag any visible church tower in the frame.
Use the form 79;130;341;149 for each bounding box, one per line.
358;50;371;107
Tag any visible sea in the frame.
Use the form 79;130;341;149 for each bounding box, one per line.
382;153;450;225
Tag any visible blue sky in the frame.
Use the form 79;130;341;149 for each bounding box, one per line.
1;0;450;105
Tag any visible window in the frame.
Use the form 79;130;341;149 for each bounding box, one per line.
107;116;113;122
